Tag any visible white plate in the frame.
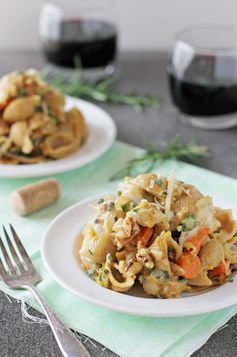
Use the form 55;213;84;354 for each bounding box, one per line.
41;195;237;317
0;96;116;178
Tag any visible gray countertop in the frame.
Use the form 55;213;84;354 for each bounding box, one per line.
0;51;237;357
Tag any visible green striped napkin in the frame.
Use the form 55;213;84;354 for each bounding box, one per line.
0;141;237;357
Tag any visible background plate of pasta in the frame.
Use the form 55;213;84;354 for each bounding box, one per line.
0;69;116;177
41;173;237;317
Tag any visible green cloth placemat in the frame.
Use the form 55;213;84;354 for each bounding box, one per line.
0;140;237;357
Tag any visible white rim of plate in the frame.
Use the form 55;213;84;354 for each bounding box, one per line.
0;96;116;178
41;195;237;317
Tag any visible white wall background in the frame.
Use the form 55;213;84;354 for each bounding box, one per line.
0;0;237;51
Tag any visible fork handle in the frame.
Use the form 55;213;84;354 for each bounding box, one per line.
24;284;90;357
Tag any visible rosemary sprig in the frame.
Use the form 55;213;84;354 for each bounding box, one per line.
110;136;209;180
41;60;160;111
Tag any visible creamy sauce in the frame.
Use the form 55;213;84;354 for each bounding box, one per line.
73;232;84;265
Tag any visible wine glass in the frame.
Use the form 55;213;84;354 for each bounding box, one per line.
168;26;237;129
39;0;118;79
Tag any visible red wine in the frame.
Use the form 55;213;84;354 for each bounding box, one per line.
42;19;117;68
169;72;237;116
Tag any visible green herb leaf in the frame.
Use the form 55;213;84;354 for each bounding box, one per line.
150;268;169;280
97;198;104;204
110;135;209;180
18;88;28;96
182;214;197;232
157;178;163;187
41;60;160;111
121;201;132;212
96;265;110;287
107;201;114;211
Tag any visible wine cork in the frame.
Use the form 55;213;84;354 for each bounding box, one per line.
10;178;60;216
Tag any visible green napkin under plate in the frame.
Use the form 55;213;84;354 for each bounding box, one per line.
0;141;237;357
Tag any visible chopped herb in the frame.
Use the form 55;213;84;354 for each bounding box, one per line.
157;178;163;187
121;201;132;212
18;88;27;96
150;268;169;280
97;198;104;204
117;190;122;196
107;201;114;211
133;208;140;213
228;276;234;283
160;270;170;280
96;265;110;287
88;249;93;255
86;269;94;278
114;216;118;222
41;59;160;112
182;215;197;232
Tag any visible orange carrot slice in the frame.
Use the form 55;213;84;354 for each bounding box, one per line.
210;261;230;276
134;227;153;246
185;227;210;253
177;252;201;279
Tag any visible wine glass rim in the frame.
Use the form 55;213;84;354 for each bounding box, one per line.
175;25;237;53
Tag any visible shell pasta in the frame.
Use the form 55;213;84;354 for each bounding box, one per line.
79;173;237;298
0;69;88;164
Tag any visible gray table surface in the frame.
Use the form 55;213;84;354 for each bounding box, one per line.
0;51;237;357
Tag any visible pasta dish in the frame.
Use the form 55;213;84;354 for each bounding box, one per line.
0;69;88;164
79;172;237;298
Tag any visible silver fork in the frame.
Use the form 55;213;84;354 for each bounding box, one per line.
0;224;90;357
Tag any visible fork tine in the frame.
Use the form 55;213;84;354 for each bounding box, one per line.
9;224;33;268
2;225;24;271
0;235;15;274
0;257;9;279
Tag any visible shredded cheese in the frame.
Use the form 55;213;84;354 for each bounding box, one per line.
154;197;164;210
165;170;176;220
149;179;155;188
181;186;191;197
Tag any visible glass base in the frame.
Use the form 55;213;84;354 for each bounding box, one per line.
45;62;116;82
180;112;237;130
80;63;116;81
